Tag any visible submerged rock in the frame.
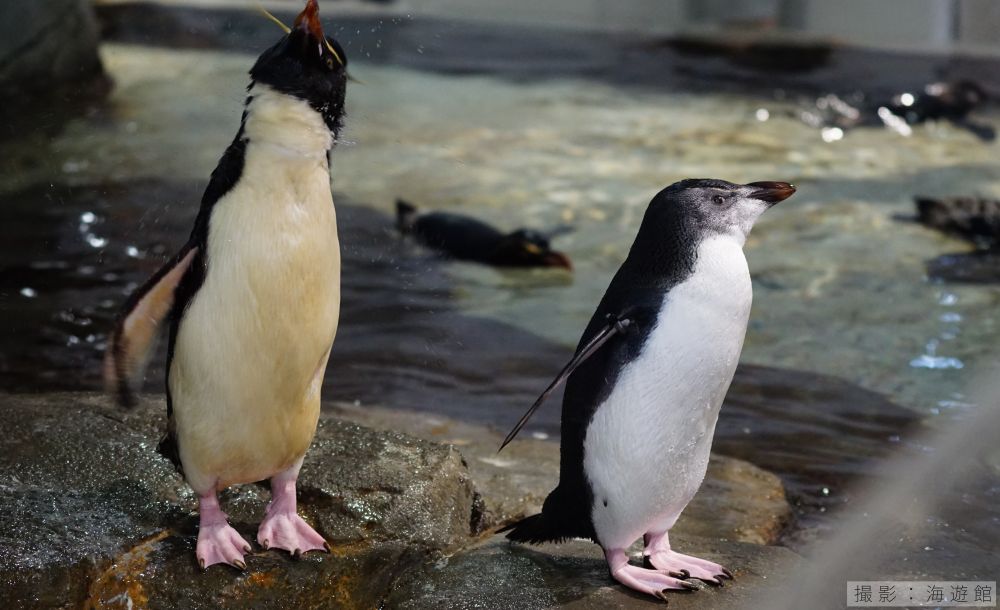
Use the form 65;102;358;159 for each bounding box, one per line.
925;251;1000;284
0;393;476;609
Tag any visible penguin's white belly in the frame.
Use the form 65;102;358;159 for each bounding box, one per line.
585;235;752;547
170;146;340;493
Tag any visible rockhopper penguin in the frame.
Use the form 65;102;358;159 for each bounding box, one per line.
104;0;349;569
396;199;573;269
500;179;795;600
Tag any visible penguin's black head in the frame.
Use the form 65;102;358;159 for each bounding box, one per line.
494;229;573;269
654;178;795;241
930;80;989;113
249;0;348;133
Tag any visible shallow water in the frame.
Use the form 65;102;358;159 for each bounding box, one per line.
4;43;999;416
1;35;999;561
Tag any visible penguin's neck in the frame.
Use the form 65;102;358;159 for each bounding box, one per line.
242;84;333;159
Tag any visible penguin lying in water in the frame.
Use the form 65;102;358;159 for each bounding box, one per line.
801;80;995;142
499;179;795;600
396;199;573;269
915;195;1000;249
884;80;994;141
105;0;348;570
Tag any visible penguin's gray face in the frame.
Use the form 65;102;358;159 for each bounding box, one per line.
669;179;795;240
249;0;348;133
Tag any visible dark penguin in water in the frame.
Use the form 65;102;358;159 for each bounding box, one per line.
885;80;994;141
104;0;348;570
396;199;572;269
500;179;795;600
800;80;994;142
915;195;1000;249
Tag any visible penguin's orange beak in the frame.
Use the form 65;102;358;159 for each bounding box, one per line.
747;181;796;204
544;251;573;270
293;0;325;42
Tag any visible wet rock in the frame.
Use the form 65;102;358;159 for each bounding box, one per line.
657;35;833;73
327;402;792;545
0;0;107;111
300;418;477;553
0;393;476;609
926;251;1000;284
384;534;801;610
718;365;923;545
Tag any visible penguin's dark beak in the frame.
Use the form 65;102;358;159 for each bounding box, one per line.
747;181;796;205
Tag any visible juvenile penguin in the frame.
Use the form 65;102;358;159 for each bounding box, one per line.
500;179;795;600
396;199;573;269
104;0;349;569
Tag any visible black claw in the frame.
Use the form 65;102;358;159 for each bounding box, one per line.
292;548;302;559
323;541;332;553
721;568;734;580
656;590;671;604
261;539;269;550
668;571;686;579
680;569;690;579
712;578;725;587
198;558;206;571
680;581;699;591
233;559;246;571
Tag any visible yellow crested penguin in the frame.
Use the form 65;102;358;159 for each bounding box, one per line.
104;0;348;569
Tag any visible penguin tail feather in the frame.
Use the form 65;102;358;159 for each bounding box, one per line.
500;513;570;545
395;198;418;233
103;247;198;408
156;432;183;473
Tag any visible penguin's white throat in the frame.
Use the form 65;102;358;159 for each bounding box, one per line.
243;84;333;158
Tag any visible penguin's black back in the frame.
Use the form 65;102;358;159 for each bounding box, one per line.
505;185;705;544
159;125;249;470
410;211;507;262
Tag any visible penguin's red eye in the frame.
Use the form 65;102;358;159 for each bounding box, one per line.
712;195;725;205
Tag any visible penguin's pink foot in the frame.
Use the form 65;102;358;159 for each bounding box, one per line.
644;531;732;586
196;494;251;570
257;509;327;556
257;459;329;557
605;548;698;601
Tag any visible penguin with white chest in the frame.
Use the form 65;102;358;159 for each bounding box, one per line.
104;0;349;569
501;179;795;600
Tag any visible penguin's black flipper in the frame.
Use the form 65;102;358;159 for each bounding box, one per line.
103;246;199;408
396;199;419;233
499;315;632;452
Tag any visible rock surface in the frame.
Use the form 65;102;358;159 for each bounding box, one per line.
328;402;792;546
1;392;795;608
0;393;476;609
0;0;107;110
384;534;801;610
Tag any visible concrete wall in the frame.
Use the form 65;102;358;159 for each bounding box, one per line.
401;0;1000;54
